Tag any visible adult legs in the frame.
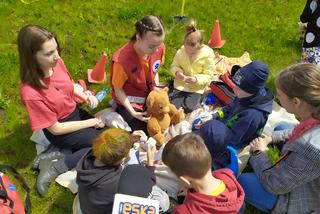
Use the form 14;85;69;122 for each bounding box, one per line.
238;173;278;213
38;107;106;195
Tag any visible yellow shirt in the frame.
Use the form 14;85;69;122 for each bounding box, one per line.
170;44;218;94
209;181;226;196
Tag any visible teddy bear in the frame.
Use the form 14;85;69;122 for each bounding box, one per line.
146;87;185;148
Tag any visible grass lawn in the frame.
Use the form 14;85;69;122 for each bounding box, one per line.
0;0;304;213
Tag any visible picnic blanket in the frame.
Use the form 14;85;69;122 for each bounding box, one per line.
30;100;299;199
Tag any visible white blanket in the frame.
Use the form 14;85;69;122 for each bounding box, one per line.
30;101;299;195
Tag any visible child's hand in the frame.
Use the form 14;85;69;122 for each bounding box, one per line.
132;130;147;139
147;144;156;166
184;76;197;84
175;71;185;81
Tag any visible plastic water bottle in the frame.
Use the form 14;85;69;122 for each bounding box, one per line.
89;87;108;109
95;87;109;102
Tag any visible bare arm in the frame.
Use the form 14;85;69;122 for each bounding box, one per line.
154;72;160;86
47;118;104;135
73;84;98;107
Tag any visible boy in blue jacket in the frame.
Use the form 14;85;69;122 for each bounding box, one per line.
197;61;274;169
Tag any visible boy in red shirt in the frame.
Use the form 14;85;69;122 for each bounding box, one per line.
162;133;244;214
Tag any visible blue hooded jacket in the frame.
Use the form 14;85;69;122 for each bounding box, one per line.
199;88;274;169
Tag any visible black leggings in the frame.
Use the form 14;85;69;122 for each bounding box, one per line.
43;107;107;168
169;89;202;114
116;105;148;134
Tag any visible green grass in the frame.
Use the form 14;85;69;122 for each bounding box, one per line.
0;0;304;213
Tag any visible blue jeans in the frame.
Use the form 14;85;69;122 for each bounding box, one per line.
238;173;278;213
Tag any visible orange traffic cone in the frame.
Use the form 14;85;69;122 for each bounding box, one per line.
87;52;107;83
208;20;225;49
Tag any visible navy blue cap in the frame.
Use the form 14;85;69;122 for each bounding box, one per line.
231;61;269;94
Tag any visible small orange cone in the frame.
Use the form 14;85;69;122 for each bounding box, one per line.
87;52;107;83
208;20;225;49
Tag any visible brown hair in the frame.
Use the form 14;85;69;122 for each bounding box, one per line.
184;20;204;46
130;15;165;42
92;128;133;166
17;24;60;89
162;133;211;179
276;63;320;120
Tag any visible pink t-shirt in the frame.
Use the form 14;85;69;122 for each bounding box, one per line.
20;59;76;131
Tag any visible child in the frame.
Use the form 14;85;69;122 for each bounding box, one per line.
162;133;244;214
238;63;320;213
170;21;217;113
76;128;169;214
110;15;166;133
198;61;274;169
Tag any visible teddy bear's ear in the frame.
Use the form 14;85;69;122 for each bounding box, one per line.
162;87;169;93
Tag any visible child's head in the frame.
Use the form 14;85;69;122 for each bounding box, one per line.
184;20;204;56
276;63;320;120
231;61;269;98
92;128;133;165
131;15;165;55
162;133;211;180
18;24;60;88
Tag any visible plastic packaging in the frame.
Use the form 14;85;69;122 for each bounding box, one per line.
141;137;157;151
202;92;217;106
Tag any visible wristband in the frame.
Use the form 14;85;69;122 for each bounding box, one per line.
217;109;224;119
213;109;224;119
252;150;267;156
252;150;261;156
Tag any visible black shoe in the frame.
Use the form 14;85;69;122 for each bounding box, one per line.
32;150;64;170
37;157;68;196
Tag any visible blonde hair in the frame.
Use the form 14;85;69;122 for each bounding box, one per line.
276;63;320;119
92;128;133;165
